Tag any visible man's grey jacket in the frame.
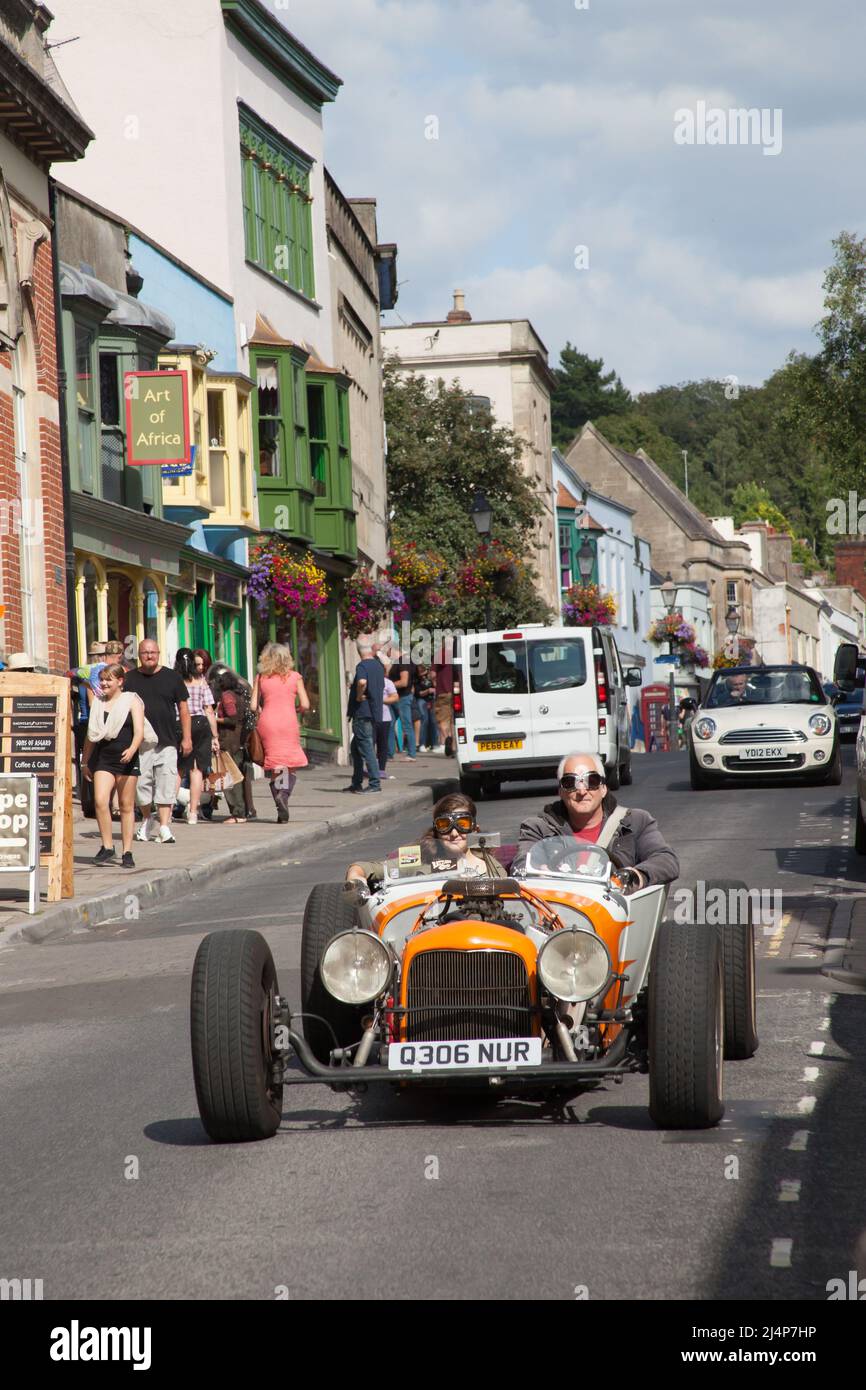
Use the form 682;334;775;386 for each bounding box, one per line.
517;793;679;886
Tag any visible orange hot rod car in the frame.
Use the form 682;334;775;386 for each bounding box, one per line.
189;836;758;1143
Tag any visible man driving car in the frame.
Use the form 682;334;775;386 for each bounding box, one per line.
516;752;679;891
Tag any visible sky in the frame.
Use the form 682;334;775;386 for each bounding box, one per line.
287;0;866;395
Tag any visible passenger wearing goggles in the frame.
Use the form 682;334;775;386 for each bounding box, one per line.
345;793;507;890
516;752;678;891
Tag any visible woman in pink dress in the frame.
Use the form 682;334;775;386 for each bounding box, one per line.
251;643;311;822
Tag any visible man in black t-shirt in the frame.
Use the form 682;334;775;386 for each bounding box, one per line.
124;640;191;843
391;651;417;759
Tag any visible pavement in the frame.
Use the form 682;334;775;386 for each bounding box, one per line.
823;895;866;988
0;750;453;947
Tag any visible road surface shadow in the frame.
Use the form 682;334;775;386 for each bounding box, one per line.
707;989;866;1299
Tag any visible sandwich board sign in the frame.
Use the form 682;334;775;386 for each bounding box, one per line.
0;774;39;912
0;673;73;903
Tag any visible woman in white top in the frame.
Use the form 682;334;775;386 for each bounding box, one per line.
82;663;145;868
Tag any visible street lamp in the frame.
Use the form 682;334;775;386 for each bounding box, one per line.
470;490;493;631
725;606;740;635
661;572;677;613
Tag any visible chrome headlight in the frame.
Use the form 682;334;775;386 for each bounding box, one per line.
809;712;832;736
321;930;392;1005
538;926;611;1003
693;717;716;741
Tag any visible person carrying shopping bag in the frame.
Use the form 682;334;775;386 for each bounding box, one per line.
81;663;151;868
251;642;310;822
174;648;220;825
214;667;251;824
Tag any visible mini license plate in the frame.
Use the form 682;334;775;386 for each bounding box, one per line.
741;745;785;759
476;738;523;751
388;1038;542;1071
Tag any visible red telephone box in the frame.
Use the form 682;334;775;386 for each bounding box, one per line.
642;683;672;753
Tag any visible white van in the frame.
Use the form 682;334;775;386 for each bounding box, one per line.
452;625;642;799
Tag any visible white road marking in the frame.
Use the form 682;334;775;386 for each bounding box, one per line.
788;1131;810;1151
770;1238;793;1268
808;1041;826;1056
797;1096;817;1115
778;1180;802;1203
802;1067;820;1082
819;1017;831;1031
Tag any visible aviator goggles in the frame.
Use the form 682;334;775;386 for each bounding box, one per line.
559;772;605;792
433;813;476;834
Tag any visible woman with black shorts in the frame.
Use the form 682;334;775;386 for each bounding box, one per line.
174;648;220;825
82;662;145;868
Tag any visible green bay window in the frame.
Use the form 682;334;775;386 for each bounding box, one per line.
250;344;314;540
240;106;315;300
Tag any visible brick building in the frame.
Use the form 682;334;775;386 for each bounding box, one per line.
0;1;91;670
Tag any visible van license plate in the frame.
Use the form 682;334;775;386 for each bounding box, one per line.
388;1038;542;1071
476;738;523;750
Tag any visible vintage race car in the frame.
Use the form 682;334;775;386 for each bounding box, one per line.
189;836;758;1142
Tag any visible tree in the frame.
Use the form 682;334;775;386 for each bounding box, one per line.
731;482;822;576
383;361;552;628
785;230;866;498
551;343;631;448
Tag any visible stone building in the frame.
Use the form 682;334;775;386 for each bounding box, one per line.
383;292;559;611
567;422;758;658
0;0;91;670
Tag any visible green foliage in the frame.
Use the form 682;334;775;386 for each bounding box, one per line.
383;361;553;627
551;343;631;448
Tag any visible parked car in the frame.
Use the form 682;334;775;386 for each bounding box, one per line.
188;833;758;1141
834;644;866;852
451;625;642;799
823;681;863;742
688;664;840;789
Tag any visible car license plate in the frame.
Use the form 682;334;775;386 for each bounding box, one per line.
476;738;523;751
741;745;785;759
388;1038;542;1071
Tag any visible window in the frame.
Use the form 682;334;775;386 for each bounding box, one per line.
726;580;737;604
307;383;327;496
468;641;528;695
240;107;315;299
75;322;96;493
208;391;227;508
256;359;282;479
527;640;587;694
558;522;573;590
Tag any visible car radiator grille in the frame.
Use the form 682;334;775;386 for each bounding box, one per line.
718;728;806;744
405;949;532;1042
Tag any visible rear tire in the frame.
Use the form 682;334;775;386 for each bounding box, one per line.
648;919;725;1129
301;883;366;1064
856;801;866;855
481;777;501;798
459;773;482;799
701;879;759;1060
190;929;283;1143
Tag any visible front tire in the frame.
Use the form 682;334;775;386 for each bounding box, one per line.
689;745;712;789
648;919;725;1129
619;754;633;786
604;759;621;791
856;801;866;855
822;741;843;785
190;930;283;1143
301;883;366;1064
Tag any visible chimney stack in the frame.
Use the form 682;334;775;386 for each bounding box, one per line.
446;289;472;324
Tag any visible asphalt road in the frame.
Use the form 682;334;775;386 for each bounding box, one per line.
2;750;865;1301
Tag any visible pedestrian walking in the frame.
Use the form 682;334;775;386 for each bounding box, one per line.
344;640;384;793
251;642;310;822
213;667;251;824
376;666;400;779
175;648;220;825
413;662;437;750
209;663;256;819
432;652;454;757
392;650;417;760
124;639;191;845
81;663;146;868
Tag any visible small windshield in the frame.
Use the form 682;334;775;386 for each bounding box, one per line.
383;838;503;883
705;667;824;709
517;837;612;882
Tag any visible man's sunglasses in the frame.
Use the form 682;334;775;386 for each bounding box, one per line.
559;772;605;792
433;813;476;834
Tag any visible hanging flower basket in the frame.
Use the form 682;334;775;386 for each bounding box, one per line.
248;542;329;624
648;614;710;670
712;637;755;669
455;541;523;600
387;539;447;593
563;582;617;627
341;569;405;640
